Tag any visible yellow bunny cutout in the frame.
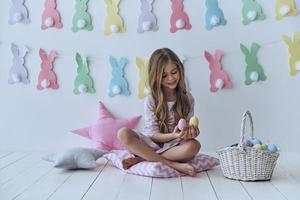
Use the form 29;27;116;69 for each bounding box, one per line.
136;57;148;99
275;0;298;20
282;32;300;76
104;0;125;35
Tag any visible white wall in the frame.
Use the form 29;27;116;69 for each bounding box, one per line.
0;0;300;152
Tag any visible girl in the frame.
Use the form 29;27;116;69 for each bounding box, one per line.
117;48;200;177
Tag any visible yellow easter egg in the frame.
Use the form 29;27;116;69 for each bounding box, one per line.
253;144;262;150
189;116;199;127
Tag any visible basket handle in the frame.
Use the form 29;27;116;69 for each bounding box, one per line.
239;110;254;147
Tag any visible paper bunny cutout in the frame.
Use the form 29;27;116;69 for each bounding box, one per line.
204;50;232;92
109;56;130;97
282;33;300;76
242;0;265;25
275;0;298;20
240;43;267;85
104;0;126;35
136;57;148;99
170;0;192;33
37;48;59;90
74;53;95;95
8;0;30;25
72;0;93;32
8;43;30;85
41;0;63;30
137;0;158;33
205;0;226;31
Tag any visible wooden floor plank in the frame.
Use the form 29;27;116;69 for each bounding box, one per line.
0;160;52;200
0;151;13;159
150;176;183;200
82;161;127;200
0;152;30;170
116;174;152;200
181;171;218;200
0;153;44;186
207;167;252;200
14;168;73;200
48;158;108;200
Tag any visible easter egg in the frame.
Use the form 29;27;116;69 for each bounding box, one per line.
251;138;262;145
189;116;199;127
261;144;268;150
267;144;278;153
253;144;262;150
244;139;253;147
178;118;187;130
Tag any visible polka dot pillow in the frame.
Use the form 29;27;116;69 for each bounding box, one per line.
103;150;219;178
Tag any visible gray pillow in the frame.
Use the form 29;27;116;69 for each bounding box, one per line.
43;147;107;169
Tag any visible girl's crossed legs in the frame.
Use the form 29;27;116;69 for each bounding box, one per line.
117;128;201;177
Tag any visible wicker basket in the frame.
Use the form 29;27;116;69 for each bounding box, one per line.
216;111;280;181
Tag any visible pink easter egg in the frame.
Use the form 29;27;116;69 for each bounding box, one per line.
178;118;187;130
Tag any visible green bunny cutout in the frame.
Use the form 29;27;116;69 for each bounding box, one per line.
240;42;267;85
74;53;95;95
242;0;265;25
72;0;93;32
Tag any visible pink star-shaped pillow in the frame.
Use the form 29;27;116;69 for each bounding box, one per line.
72;101;141;151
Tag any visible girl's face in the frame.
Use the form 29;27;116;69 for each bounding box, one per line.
161;61;180;90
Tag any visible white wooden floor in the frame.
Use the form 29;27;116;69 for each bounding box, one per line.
0;151;299;200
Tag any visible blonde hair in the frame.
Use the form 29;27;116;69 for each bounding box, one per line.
148;48;191;133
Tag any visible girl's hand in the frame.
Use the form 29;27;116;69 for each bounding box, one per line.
181;126;200;140
172;126;186;139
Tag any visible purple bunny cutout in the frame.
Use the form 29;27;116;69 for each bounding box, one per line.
8;0;30;25
8;43;30;84
137;0;158;33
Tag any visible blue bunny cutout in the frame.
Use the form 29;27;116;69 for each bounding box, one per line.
109;56;130;97
205;0;226;30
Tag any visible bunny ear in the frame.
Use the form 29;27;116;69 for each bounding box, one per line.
136;57;144;69
250;43;260;55
204;51;213;62
105;0;112;5
11;43;19;57
109;56;118;68
240;44;249;56
112;0;120;5
39;48;48;60
214;49;224;61
119;57;128;68
76;52;83;66
282;35;292;46
49;51;58;62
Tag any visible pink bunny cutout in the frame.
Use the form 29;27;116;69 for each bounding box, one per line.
37;48;59;90
41;0;62;30
170;0;192;33
204;49;232;92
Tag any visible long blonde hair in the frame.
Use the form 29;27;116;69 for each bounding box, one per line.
148;48;191;133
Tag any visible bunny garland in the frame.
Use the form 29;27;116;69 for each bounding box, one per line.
275;0;298;20
74;53;95;95
170;0;192;33
8;43;30;85
109;56;130;97
8;0;30;25
41;0;63;30
72;0;93;32
282;33;300;76
137;0;158;33
240;42;267;85
37;48;59;90
204;49;232;92
242;0;265;25
136;57;148;99
205;0;226;31
104;0;125;35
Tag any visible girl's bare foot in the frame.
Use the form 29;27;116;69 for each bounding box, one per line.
122;156;144;169
170;162;197;177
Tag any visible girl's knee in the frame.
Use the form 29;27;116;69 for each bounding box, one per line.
117;128;135;144
185;139;201;155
